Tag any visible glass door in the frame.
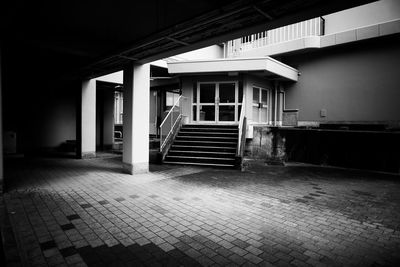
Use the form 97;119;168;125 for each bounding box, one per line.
195;82;239;123
218;82;237;122
198;83;216;122
252;86;269;123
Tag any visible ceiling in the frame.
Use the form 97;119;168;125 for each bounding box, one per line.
1;0;376;79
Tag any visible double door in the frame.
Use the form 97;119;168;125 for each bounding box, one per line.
194;82;240;123
252;86;270;123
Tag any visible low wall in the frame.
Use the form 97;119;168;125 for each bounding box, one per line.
245;126;400;173
245;126;274;159
244;126;285;164
282;128;400;173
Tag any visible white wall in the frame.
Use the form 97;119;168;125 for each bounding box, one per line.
81;80;96;156
174;45;223;60
96;71;123;84
324;0;400;34
181;77;195;123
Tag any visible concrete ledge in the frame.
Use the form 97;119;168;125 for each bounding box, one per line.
168;57;299;81
123;162;149;174
356;25;379;40
335;30;357;45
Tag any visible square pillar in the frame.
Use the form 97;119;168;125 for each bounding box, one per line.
103;90;115;149
0;46;3;192
80;79;96;158
123;63;150;174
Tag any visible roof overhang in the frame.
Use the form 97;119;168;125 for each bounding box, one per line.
168;57;299;81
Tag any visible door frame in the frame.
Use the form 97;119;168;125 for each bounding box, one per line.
194;81;240;124
252;85;271;124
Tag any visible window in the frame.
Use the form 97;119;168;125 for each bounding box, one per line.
114;91;123;125
166;91;180;109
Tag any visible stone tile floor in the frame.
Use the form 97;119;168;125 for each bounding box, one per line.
2;156;400;266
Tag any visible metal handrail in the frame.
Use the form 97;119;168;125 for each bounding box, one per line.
237;95;246;156
159;95;186;152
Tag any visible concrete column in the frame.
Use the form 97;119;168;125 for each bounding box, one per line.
80;79;96;158
103;90;114;149
0;46;3;192
123;63;150;174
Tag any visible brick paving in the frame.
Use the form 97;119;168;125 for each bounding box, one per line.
2;157;400;266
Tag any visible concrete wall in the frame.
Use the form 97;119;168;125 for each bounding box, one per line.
283;37;400;126
174;45;223;60
324;0;400;34
96;71;123;84
1;42;79;155
244;126;400;173
245;126;274;159
96;88;115;149
282;128;400;173
22;83;77;153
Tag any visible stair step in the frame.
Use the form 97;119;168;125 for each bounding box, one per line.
163;161;235;167
178;131;238;136
171;145;236;152
173;140;237;147
182;124;238;129
165;155;235;165
180;128;238;133
166;155;235;160
169;150;236;155
164;124;239;169
176;136;238;141
169;150;236;158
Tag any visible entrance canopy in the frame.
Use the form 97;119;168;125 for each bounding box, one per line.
167;57;299;81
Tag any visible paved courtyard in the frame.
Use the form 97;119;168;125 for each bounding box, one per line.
2;156;400;267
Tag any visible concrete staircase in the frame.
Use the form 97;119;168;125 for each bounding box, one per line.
164;124;238;168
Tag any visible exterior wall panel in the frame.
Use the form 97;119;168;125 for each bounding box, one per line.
283;38;400;125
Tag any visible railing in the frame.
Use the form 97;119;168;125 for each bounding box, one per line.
226;17;324;58
236;95;247;157
159;95;186;152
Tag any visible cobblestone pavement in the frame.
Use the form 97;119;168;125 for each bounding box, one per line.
2;157;400;267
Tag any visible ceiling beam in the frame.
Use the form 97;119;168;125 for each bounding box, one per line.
117;55;138;61
165;37;189;46
252;5;273;20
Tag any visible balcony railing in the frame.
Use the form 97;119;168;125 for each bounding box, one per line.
226;17;324;58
